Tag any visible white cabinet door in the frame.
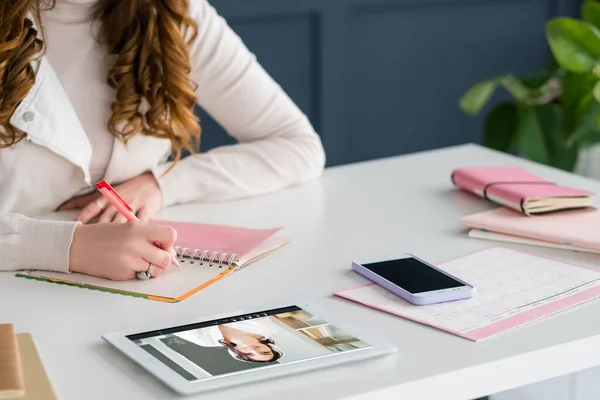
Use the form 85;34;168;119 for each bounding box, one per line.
572;367;600;400
490;375;571;400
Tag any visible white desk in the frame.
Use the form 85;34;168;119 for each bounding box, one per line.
3;143;600;400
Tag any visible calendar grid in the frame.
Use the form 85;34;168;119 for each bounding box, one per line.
335;247;600;341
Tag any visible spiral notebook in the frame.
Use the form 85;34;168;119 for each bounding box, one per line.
17;220;291;303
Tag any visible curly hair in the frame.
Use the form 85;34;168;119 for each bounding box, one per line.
0;0;201;168
0;0;43;148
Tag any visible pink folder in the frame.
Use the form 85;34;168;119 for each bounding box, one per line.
451;166;593;215
460;207;600;252
335;247;600;341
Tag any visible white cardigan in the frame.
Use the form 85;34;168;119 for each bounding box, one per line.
0;0;325;273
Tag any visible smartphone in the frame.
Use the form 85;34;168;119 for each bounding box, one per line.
352;254;475;305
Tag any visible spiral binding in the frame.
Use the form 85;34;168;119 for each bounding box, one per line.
174;246;239;268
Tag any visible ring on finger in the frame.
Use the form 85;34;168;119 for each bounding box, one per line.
137;263;152;280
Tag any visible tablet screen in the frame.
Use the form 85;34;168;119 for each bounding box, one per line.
126;306;371;382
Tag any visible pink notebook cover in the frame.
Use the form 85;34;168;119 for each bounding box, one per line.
460;208;600;252
451;166;592;214
151;219;282;257
334;247;600;341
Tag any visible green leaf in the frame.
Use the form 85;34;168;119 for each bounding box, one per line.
595;81;600;103
583;0;600;31
553;142;580;171
483;103;519;152
560;71;600;147
460;74;536;115
459;80;497;115
515;62;563;106
546;18;600;72
497;75;532;101
517;106;552;165
568;93;600;146
562;72;598;111
561;72;598;138
520;59;560;89
516;104;579;171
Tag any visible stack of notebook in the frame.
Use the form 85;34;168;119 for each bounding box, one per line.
453;166;600;254
0;325;56;400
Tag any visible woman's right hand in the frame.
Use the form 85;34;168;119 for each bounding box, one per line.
68;223;177;281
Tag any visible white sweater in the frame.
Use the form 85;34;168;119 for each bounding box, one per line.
0;0;325;273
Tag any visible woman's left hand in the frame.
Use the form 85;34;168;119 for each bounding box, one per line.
59;172;163;224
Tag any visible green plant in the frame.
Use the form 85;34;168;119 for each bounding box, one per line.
459;0;600;172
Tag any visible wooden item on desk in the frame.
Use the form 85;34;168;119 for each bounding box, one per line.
16;334;57;400
0;326;56;400
0;324;25;399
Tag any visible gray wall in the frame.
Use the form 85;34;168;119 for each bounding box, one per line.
198;0;581;166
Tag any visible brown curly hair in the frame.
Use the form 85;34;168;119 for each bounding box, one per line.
0;0;201;167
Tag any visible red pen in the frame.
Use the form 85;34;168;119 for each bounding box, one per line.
95;180;180;268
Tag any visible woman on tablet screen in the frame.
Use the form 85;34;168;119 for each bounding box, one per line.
174;318;284;363
0;1;324;280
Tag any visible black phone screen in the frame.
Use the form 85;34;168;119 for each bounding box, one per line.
362;257;464;294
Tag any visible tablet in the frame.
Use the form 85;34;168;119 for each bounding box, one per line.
102;300;395;395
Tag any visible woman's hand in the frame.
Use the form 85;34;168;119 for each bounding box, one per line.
69;222;177;281
59;172;163;223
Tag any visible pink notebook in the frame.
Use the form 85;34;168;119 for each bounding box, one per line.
451;166;594;215
19;220;291;303
335;247;600;341
460;207;600;252
152;219;289;267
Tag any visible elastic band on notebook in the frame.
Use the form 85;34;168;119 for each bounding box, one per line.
482;181;556;201
520;198;525;214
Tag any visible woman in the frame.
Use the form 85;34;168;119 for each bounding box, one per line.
0;0;325;280
174;317;284;363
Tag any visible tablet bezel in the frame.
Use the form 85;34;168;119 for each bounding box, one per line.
102;299;396;395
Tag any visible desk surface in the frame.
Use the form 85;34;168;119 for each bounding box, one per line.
4;144;600;400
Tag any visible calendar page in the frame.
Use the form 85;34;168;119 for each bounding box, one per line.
335;247;600;341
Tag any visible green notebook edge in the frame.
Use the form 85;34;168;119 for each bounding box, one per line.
15;273;180;303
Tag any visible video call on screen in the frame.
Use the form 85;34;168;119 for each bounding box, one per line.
127;305;371;382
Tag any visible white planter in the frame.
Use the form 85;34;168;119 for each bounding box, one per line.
575;145;600;180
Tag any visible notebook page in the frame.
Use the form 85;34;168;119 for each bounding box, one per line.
151;219;282;256
335;247;600;341
467;229;600;254
25;263;229;299
236;236;292;267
